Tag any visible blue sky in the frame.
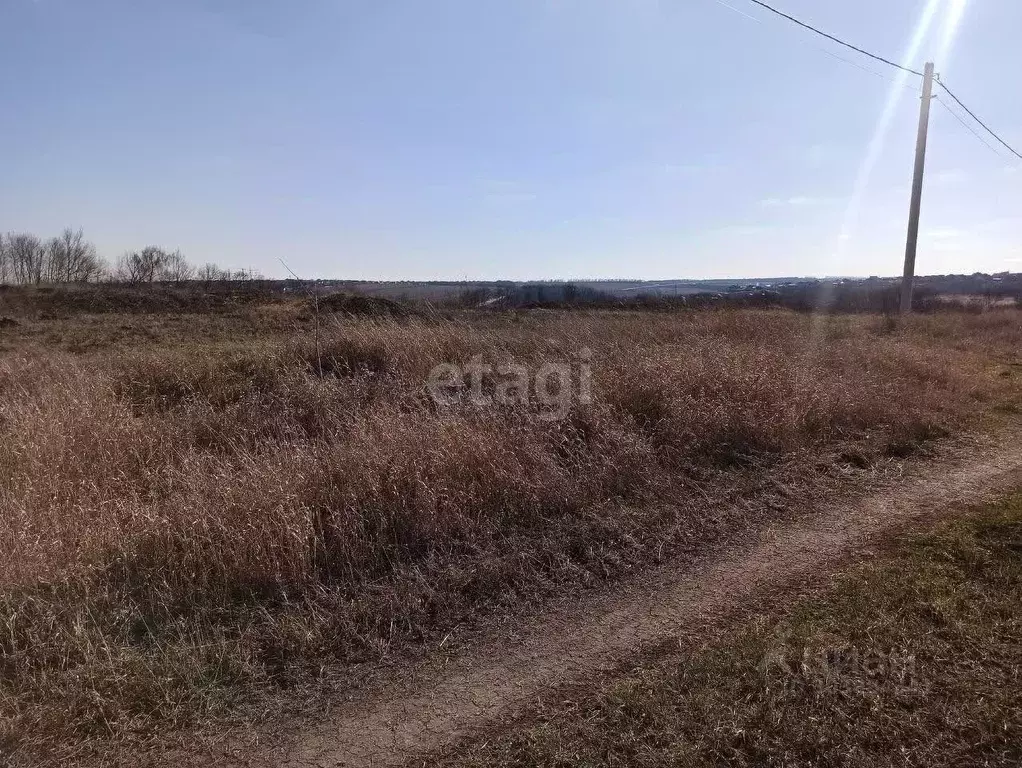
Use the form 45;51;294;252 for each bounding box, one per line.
2;0;1020;280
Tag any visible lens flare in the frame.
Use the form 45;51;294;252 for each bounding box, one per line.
829;0;941;273
827;0;971;282
938;0;969;66
806;0;943;337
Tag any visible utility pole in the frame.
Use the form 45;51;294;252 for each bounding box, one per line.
900;61;935;315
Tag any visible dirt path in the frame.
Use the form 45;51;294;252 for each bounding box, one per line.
246;430;1022;768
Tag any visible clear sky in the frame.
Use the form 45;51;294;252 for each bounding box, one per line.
2;0;1020;280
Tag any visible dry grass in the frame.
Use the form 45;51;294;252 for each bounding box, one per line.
447;492;1022;768
0;306;1020;764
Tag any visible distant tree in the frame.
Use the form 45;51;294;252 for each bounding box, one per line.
45;228;104;283
157;249;195;283
117;246;168;284
230;268;263;281
198;262;228;286
7;233;46;285
115;252;141;283
45;238;65;284
0;233;7;284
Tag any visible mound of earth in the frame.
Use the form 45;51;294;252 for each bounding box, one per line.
316;293;411;318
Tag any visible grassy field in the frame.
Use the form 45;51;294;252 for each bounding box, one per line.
447;493;1022;768
1;298;1021;763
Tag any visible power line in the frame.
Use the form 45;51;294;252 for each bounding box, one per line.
806;39;891;81
711;0;758;23
934;96;1005;159
711;0;921;91
741;0;925;78
934;80;1022;162
728;0;1022;162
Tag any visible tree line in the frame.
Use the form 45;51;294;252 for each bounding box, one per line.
0;229;261;285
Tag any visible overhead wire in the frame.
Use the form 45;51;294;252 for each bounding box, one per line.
714;0;1022;164
709;0;920;90
934;96;1006;160
740;0;926;77
934;80;1022;162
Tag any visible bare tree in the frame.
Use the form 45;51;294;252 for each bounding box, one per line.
46;228;103;283
116;252;141;284
45;238;65;284
198;262;228;286
229;267;264;281
157;249;195;283
0;233;8;284
7;233;47;285
117;246;167;284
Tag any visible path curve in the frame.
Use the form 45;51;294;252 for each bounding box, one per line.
251;429;1022;767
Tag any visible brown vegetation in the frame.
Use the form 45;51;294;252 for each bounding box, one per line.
316;292;413;318
0;302;1020;764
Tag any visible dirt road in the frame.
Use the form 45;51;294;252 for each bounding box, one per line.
228;429;1022;768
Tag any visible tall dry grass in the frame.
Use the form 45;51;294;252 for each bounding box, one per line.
0;307;1018;762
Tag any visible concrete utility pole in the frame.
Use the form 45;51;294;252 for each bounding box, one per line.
900;61;935;315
